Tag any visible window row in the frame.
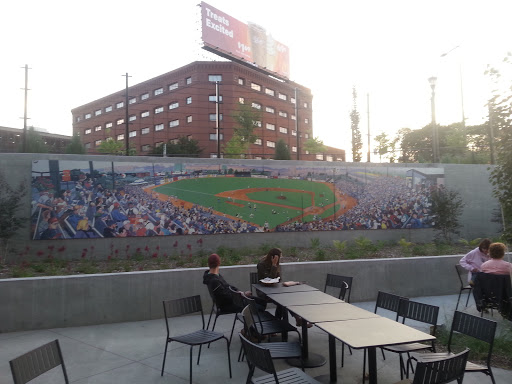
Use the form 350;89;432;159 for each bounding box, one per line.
238;77;309;109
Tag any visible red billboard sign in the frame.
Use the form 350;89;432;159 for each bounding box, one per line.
200;2;290;79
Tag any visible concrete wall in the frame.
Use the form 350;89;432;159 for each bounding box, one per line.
0;153;501;263
0;255;464;333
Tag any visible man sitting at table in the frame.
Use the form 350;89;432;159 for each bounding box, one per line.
203;253;265;313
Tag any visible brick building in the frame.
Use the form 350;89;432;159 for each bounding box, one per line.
0;126;71;154
72;61;345;161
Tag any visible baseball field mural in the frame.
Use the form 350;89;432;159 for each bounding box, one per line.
30;160;442;240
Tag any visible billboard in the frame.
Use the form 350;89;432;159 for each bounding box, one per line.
200;2;290;79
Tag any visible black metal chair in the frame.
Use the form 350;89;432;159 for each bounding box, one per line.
383;298;439;380
10;339;69;384
161;295;232;384
413;311;497;384
324;273;353;302
240;334;321;384
402;348;470;384
250;271;259;295
240;304;304;368
206;283;240;345
472;272;512;319
245;301;301;343
455;264;473;310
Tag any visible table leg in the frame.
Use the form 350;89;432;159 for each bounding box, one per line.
368;346;377;384
286;319;326;368
313;334;337;383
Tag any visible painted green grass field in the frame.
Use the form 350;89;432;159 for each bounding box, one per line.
153;177;339;229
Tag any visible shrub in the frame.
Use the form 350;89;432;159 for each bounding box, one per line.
333;240;347;252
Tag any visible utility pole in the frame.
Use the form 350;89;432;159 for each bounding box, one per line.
123;73;131;156
367;93;371;162
21;64;30;152
215;81;221;158
295;88;299;160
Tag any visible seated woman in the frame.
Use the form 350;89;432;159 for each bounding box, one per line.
459;238;491;284
481;242;512;275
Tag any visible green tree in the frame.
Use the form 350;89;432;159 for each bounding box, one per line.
150;136;202;157
275;139;291;160
374;133;389;162
350;87;363;162
0;171;27;261
225;104;262;158
19;126;48;153
97;138;136;155
303;136;326;155
66;132;86;154
430;186;465;242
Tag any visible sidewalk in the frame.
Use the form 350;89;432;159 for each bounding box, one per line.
1;294;510;384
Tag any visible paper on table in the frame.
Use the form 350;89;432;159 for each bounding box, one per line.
260;277;280;284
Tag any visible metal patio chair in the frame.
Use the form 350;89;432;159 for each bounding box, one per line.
455;264;473;310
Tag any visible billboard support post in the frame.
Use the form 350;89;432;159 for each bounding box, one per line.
216;81;221;158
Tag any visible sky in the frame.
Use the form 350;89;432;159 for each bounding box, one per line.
1;0;511;161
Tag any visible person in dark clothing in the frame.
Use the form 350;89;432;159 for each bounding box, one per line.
203;253;264;313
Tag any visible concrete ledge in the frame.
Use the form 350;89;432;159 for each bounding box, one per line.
0;255;463;332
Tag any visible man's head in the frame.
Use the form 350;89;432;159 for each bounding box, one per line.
208;253;221;269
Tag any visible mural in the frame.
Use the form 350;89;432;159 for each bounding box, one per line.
30;160;444;240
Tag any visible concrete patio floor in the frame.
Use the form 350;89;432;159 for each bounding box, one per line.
1;294;510;384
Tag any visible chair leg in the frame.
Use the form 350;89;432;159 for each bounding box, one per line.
161;340;169;376
208;315;219;348
399;354;405;380
362;348;366;384
197;344;202;365
455;289;462;310
189;345;193;384
225;337;232;378
465;289;472;307
206;306;214;330
228;315;238;345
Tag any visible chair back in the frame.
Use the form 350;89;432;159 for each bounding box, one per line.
10;339;69;384
250;272;259;294
375;291;407;314
455;264;469;287
242;304;259;336
449;311;496;366
473;272;512;319
412;348;469;384
324;274;353;302
162;295;204;335
397;298;439;327
240;334;278;380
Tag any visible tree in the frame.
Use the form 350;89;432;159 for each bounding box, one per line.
275;139;291;160
150;136;202;157
0;171;27;261
350;87;363;162
225;104;262;158
97;137;136;155
66;132;86;154
303;136;326;155
20;126;48;153
373;133;389;162
430;186;465;242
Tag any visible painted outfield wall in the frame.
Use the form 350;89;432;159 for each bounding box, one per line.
0;255;464;332
0;153;501;262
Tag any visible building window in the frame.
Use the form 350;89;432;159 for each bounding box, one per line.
117;134;125;140
186;96;192;104
254;120;262;127
155;123;164;131
291;97;296;104
255;138;262;145
209;95;223;102
238;77;245;85
266;106;275;114
94;125;102;132
116;102;124;109
169;101;179;110
209;133;224;140
252;102;261;110
186;76;192;85
129;115;136;121
279;127;288;134
265;88;275;96
94;109;102;116
326;155;333;162
106;122;113;129
169;82;178;91
316;154;324;160
186;115;192;123
304;102;309;108
266;123;275;131
129;131;137;138
117;118;124;125
292;130;297;136
278;93;287;101
292;146;297;153
129;97;137;104
141;127;150;135
141;111;149;118
305;118;309;124
76;116;82;122
141;144;151;151
209;113;223;121
154;141;164;148
291;115;296;120
266;141;275;148
279;111;288;117
305;133;310;139
154;87;163;96
85;128;92;135
169;120;179;127
251;83;261;91
209;74;222;82
155;106;164;114
210;153;219;158
95;140;102;146
141;93;149;100
105;105;113;113
85;113;91;119
85;143;91;149
239;97;245;104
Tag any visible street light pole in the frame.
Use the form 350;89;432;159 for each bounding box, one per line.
428;76;439;163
